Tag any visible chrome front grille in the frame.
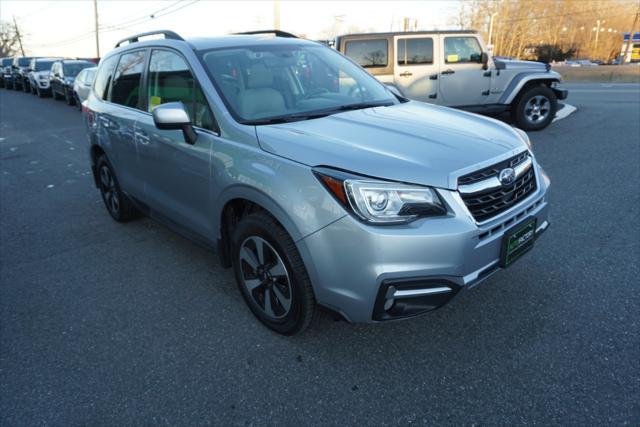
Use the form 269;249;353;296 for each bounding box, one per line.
458;151;537;222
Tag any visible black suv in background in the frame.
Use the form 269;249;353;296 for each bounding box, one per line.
0;57;13;88
10;57;34;90
50;60;95;105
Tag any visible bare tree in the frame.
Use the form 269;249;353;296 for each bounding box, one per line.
459;0;637;61
0;20;21;57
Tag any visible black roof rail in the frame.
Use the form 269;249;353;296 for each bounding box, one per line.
115;30;184;48
235;30;298;38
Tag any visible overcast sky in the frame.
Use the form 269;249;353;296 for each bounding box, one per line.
1;0;462;57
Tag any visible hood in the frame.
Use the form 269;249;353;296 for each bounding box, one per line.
494;58;548;71
255;102;527;189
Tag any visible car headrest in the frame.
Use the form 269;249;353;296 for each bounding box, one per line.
247;64;273;88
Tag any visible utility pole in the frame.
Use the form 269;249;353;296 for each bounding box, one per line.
593;19;604;52
12;16;25;56
273;0;280;30
622;7;639;64
488;12;498;50
93;0;100;58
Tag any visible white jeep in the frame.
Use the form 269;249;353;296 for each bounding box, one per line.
337;30;568;131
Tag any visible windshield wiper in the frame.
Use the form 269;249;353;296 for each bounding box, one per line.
333;101;395;112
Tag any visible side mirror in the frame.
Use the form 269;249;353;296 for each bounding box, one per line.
152;102;198;145
481;52;489;70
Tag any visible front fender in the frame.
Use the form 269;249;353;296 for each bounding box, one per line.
499;71;563;104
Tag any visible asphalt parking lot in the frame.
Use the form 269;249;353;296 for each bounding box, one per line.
1;83;638;425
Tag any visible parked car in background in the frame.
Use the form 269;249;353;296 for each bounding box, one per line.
0;57;13;88
84;30;550;335
50;59;95;105
73;66;97;109
10;56;34;91
27;58;60;97
337;30;568;130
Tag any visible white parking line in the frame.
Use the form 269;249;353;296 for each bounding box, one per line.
553;103;577;122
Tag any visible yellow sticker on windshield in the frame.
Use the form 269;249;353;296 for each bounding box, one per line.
149;96;161;111
446;54;459;63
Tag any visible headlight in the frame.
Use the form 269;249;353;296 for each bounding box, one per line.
514;127;532;151
314;168;446;224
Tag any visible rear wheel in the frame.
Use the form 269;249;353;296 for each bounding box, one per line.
511;84;557;131
232;212;316;335
96;155;139;222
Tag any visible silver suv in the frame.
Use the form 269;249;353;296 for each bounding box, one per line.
337;31;568;131
84;30;550;335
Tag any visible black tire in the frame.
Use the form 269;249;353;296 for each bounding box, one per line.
74;92;82;110
37;87;44;98
30;84;36;95
232;212;316;335
65;88;75;105
52;86;62;100
511;84;558;131
96;155;139;222
23;81;30;93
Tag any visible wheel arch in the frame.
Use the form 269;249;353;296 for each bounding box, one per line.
500;72;561;105
89;144;106;188
216;186;306;269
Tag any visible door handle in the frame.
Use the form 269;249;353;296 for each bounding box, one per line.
399;71;413;77
135;130;150;145
442;69;455;75
429;74;438;80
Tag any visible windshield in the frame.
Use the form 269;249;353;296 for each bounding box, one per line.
64;63;92;77
17;58;32;66
200;43;397;124
1;58;12;67
35;61;54;71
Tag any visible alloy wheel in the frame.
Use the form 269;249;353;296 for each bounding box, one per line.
99;165;120;214
524;95;550;124
238;236;292;319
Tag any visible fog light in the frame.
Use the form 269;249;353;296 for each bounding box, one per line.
383;298;394;311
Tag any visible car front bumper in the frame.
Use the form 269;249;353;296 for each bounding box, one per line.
299;162;551;323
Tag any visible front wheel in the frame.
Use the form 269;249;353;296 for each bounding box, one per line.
511;84;558;131
52;87;62;100
232;212;316;335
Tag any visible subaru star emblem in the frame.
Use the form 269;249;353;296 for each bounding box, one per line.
499;168;516;186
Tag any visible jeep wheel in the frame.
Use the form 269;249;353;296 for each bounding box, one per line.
512;84;557;131
96;155;139;222
232;212;316;335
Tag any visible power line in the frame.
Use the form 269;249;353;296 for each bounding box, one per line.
31;0;200;49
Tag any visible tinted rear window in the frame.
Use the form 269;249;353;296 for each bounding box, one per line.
397;38;433;65
344;39;388;68
93;56;118;101
111;51;146;108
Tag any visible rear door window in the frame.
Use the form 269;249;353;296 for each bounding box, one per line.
146;49;215;131
93;56;118;101
111;50;146;109
397;38;434;65
344;39;388;68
